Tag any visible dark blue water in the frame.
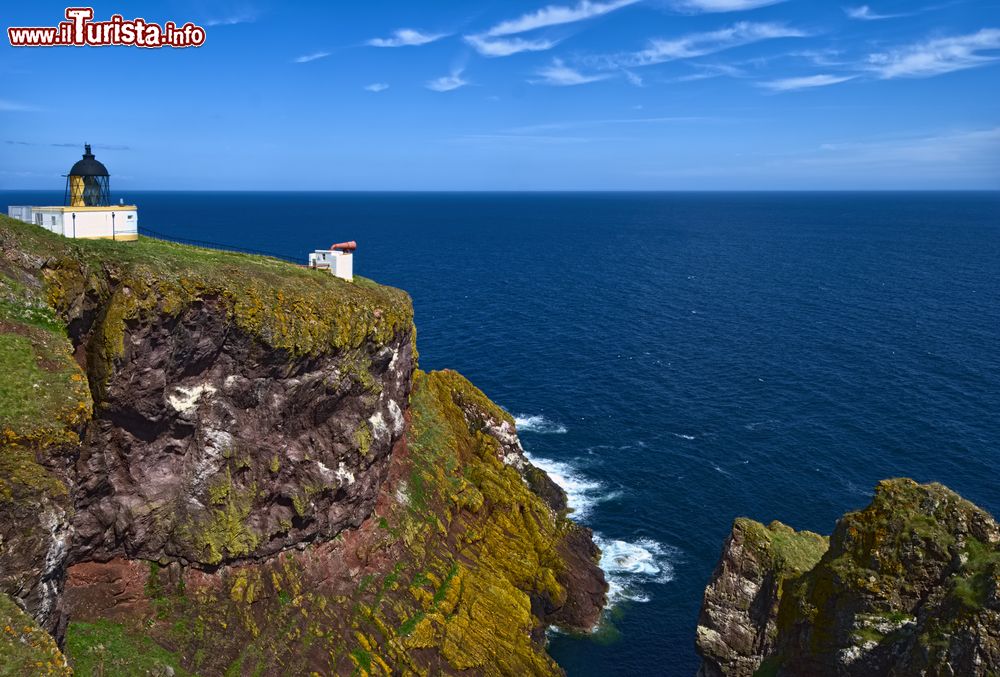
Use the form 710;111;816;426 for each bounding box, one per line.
5;191;1000;675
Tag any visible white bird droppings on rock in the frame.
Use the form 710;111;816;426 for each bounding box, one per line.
336;462;355;485
168;384;217;413
369;411;389;441
388;400;404;434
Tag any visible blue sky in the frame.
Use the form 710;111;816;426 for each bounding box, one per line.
1;0;998;190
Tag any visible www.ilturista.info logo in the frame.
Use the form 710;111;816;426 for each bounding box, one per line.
8;7;206;48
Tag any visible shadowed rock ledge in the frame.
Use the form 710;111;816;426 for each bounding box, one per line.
696;479;1000;677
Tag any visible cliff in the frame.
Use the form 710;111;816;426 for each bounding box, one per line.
696;479;1000;677
0;214;606;675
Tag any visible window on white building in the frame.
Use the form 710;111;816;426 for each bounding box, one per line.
34;214;42;225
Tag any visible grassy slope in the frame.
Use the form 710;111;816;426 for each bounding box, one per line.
0;213;413;361
0;219;91;543
64;620;192;677
0;228;91;450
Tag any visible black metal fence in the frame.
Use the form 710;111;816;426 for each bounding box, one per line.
138;226;302;265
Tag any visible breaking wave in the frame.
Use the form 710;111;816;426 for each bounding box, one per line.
594;536;677;605
523;452;612;520
524;450;676;606
515;414;568;434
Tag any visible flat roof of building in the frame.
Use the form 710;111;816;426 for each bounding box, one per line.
15;205;138;212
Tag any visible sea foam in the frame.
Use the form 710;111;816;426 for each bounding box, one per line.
594;536;677;605
514;414;568;434
524;449;675;606
523;451;609;520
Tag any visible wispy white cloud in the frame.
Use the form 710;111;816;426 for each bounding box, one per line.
426;70;469;92
293;51;331;64
484;0;639;37
463;0;634;58
599;22;806;68
759;73;856;91
674;62;746;81
364;83;390;92
866;29;1000;78
368;29;448;48
790;49;849;67
0;99;39;112
845;5;905;21
623;70;644;86
465;34;558;56
204;11;257;27
532;59;613;85
671;0;786;13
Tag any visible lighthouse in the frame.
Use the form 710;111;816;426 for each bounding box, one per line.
65;144;112;207
7;144;139;241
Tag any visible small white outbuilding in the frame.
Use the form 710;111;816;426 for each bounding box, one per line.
309;241;355;281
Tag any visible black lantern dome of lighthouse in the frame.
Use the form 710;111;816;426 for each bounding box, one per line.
65;144;112;207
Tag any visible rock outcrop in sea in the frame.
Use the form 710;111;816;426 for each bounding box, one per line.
696;478;1000;676
0;214;607;675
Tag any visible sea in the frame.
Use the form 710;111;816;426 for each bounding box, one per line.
4;191;999;675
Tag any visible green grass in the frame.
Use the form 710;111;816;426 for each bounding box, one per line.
0;334;53;428
349;647;372;673
951;537;1000;610
64;620;193;677
735;518;829;575
0;270;91;446
853;626;886;644
878;610;914;624
0;214;413;359
767;522;829;573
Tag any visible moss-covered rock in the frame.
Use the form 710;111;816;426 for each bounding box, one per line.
63;370;605;675
696;519;827;677
0;226;90;636
697;479;1000;677
0;213;416;642
0;592;71;676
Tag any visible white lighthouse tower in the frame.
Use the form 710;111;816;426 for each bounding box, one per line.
7;144;139;241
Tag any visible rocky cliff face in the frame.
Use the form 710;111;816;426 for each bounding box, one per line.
69;292;412;568
0;215;606;675
696;520;827;677
696;479;1000;677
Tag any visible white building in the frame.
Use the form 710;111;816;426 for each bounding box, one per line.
8;205;138;241
7;144;138;241
309;241;355;281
